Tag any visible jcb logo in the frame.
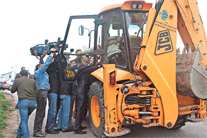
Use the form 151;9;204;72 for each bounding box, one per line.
155;30;173;55
65;70;75;78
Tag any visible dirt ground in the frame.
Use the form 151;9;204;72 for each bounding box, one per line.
1;92;19;138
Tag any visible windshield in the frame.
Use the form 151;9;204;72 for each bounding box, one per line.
98;9;127;68
97;10;148;70
124;11;148;64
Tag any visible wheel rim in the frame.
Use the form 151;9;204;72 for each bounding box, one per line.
72;98;77;118
91;95;101;128
73;99;76;112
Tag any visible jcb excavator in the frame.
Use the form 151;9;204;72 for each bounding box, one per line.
61;0;207;137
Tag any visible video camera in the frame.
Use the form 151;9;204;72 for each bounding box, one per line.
30;37;67;57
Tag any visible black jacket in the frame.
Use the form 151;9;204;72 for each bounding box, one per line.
46;61;59;94
59;81;73;95
56;54;73;95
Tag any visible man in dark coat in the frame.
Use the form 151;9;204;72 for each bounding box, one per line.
55;54;74;132
45;60;60;134
73;55;90;134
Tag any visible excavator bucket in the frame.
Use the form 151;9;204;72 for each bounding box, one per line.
176;51;207;99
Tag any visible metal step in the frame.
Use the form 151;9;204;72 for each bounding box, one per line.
104;127;131;137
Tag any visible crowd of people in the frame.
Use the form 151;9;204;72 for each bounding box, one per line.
11;48;89;138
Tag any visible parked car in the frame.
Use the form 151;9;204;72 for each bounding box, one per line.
0;78;14;91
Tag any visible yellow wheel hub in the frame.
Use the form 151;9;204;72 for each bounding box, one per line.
91;95;101;128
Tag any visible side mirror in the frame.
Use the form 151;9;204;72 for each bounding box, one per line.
70;48;74;53
79;25;84;36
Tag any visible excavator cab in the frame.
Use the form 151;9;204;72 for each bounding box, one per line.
96;9;148;71
62;1;151;81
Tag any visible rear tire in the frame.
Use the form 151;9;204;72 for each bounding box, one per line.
170;115;187;130
89;81;105;138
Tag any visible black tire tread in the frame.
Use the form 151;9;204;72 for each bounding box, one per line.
170;115;187;130
89;81;105;138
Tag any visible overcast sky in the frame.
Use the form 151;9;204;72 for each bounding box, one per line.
0;0;206;75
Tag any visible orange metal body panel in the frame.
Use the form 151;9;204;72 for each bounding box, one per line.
176;0;207;67
134;8;156;76
121;1;152;11
135;0;179;127
177;95;196;106
102;64;119;134
99;0;152;15
197;100;206;118
91;67;140;82
177;11;194;52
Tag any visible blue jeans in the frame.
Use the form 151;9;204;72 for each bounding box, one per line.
58;94;71;131
16;99;37;138
46;93;58;131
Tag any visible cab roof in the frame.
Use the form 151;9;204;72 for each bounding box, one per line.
99;0;152;15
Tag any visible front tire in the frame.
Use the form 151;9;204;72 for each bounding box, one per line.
89;81;105;138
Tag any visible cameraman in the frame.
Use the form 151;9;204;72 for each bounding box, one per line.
45;57;60;134
33;48;56;137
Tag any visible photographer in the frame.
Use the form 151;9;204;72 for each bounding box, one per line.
33;48;56;137
45;47;62;134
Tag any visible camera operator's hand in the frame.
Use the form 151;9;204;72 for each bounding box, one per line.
50;47;57;53
40;50;47;59
50;48;56;57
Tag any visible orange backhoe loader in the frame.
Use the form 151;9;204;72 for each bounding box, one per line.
61;0;207;137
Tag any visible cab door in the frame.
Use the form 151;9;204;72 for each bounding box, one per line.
62;15;98;81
